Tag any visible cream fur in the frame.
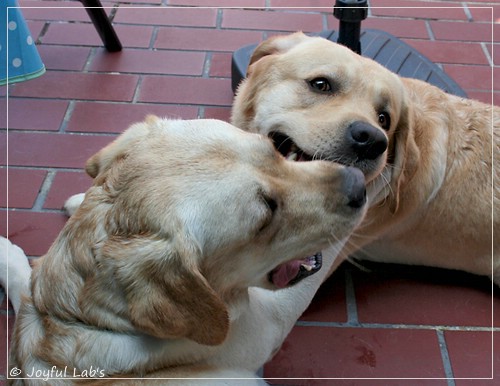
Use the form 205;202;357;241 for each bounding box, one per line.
232;32;499;283
2;117;366;384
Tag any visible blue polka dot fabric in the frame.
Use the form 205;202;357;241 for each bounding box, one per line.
1;0;45;85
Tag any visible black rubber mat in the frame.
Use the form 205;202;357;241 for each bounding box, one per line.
231;29;467;98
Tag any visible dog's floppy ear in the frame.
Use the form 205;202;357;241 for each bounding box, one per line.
248;31;309;68
85;115;160;178
233;32;310;128
389;97;420;214
101;236;229;346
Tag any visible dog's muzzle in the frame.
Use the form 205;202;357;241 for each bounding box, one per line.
269;122;387;177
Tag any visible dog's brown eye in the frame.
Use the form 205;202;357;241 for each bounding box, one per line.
378;112;391;130
309;77;332;93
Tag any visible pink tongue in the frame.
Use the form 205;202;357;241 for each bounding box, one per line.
272;260;302;289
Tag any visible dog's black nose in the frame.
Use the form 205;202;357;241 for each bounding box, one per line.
347;121;388;160
343;167;366;208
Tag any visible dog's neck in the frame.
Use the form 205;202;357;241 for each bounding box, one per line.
223;288;251;323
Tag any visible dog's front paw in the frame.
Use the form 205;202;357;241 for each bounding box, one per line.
0;236;26;261
0;236;31;314
64;193;86;217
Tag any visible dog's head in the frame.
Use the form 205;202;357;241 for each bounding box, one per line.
232;32;419;210
44;116;365;346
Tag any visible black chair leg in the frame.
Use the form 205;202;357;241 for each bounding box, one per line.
79;0;122;52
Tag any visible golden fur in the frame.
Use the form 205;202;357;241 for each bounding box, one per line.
232;32;499;283
7;117;366;384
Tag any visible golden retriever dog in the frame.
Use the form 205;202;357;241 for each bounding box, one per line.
2;116;366;384
232;32;499;283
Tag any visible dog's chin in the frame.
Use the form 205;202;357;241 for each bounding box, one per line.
352;158;386;183
262;252;323;290
268;131;385;181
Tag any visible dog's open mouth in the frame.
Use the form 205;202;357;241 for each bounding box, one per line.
269;252;322;288
267;132;322;288
269;131;313;162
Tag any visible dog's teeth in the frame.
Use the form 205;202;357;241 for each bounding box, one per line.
287;152;298;161
301;263;313;271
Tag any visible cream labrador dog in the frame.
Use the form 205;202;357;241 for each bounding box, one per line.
2;117;366;384
232;32;499;283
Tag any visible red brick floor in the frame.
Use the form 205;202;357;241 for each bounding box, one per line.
1;1;499;384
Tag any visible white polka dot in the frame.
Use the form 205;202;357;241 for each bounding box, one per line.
8;21;17;31
12;58;22;68
27;36;33;45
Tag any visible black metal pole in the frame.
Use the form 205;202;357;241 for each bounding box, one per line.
79;0;122;52
333;0;368;54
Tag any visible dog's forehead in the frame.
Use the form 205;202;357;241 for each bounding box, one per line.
187;120;273;154
289;38;394;78
149;119;276;166
294;38;361;66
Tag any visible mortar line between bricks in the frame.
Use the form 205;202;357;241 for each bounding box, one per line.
461;2;473;22
480;43;494;68
321;13;329;31
149;26;159;50
36;22;50;44
437;330;456;386
4;130;119;137
0;305;14;317
109;3;119;23
1;207;68;215
0;289;4;312
82;46;98;73
59;101;76;133
344;266;359;325
202;52;213;78
425;20;435;41
131;76;144;104
1;166;85;173
216;8;223;29
366;5;372;18
295;321;500;332
31;170;56;211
